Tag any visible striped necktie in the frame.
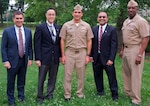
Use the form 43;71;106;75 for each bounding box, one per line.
49;26;56;42
98;26;103;53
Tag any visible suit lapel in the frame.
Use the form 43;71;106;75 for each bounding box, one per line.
101;24;109;40
12;26;18;44
44;23;50;34
54;24;60;42
44;23;53;40
96;26;99;40
24;27;28;48
54;24;59;36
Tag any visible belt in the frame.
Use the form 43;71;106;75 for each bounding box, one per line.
75;50;79;53
67;47;86;53
124;44;140;48
125;46;128;48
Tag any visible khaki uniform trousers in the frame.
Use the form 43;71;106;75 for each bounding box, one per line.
122;45;144;104
64;48;86;98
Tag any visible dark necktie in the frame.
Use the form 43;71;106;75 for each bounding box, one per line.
98;26;103;52
19;28;24;58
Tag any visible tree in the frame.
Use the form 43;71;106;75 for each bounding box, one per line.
12;0;25;12
25;0;74;24
0;0;9;25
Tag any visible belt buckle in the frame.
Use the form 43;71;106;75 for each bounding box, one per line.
75;50;79;53
125;46;128;48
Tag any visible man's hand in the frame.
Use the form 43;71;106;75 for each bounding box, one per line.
106;60;113;66
35;60;41;67
119;50;123;58
135;55;142;65
28;60;32;66
4;61;11;69
85;56;90;65
61;55;66;65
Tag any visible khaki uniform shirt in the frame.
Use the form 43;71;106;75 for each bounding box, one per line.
60;19;93;49
122;14;150;45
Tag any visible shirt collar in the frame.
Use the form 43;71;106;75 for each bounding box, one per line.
14;25;24;30
46;20;54;27
99;23;107;31
70;19;85;26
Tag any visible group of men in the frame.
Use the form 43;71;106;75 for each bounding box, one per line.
1;0;149;106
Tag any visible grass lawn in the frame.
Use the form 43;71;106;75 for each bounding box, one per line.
0;54;150;106
0;28;150;106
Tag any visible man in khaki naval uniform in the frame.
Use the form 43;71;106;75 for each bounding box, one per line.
60;4;93;101
119;0;150;105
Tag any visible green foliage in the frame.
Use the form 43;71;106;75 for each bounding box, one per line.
146;40;150;52
55;0;74;25
0;0;9;24
25;0;55;23
24;0;150;27
0;0;9;13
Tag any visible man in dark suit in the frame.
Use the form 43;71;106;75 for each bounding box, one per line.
34;8;61;104
91;11;118;101
1;11;33;106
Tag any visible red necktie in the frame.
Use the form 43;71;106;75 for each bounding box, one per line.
19;28;24;58
98;26;103;52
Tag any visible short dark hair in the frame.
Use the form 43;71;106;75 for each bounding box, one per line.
46;8;56;13
13;11;24;18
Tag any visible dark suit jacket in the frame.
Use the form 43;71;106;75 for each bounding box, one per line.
1;26;33;68
34;23;61;65
91;24;118;65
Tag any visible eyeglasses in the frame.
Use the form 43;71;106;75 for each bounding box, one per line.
98;16;106;18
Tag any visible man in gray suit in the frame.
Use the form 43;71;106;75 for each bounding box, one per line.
34;8;61;104
1;11;33;106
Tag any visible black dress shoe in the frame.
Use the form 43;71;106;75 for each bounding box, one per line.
45;95;53;100
8;103;14;106
97;92;104;96
38;100;43;105
113;97;118;102
18;98;25;103
112;96;118;102
64;98;70;101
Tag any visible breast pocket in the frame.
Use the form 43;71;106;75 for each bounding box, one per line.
67;28;74;36
80;28;87;39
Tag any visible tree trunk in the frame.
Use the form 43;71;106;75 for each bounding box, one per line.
116;1;128;51
62;0;66;8
0;13;3;26
116;12;125;51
